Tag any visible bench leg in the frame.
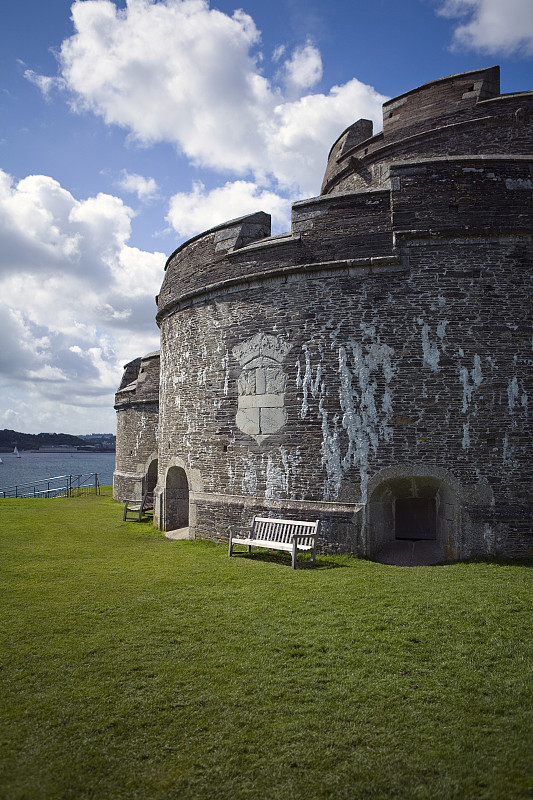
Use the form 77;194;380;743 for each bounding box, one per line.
292;539;298;569
247;545;252;553
228;537;233;558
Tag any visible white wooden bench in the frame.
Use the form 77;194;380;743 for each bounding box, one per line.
123;491;154;522
228;516;319;569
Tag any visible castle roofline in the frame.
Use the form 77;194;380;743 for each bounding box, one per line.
479;89;533;103
122;356;141;370
326;66;501;162
121;351;159;370
321;65;533;196
381;65;500;110
164;212;270;271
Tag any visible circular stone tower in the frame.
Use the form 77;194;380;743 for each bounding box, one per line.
113;350;160;504
126;67;533;563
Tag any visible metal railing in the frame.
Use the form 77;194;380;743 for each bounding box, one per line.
0;473;100;499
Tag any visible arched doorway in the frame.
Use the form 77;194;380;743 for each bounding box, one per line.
145;458;158;497
368;470;458;565
165;466;189;531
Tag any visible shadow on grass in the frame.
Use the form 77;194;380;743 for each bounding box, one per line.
230;550;348;569
456;556;533;569
122;516;155;526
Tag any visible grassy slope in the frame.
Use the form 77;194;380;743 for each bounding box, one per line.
1;490;532;800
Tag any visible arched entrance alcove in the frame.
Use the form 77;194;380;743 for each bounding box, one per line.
164;466;189;531
367;466;460;565
144;457;158;497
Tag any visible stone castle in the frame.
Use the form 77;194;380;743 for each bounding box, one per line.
113;66;532;564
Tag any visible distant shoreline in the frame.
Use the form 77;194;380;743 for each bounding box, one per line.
0;448;116;454
0;429;116;453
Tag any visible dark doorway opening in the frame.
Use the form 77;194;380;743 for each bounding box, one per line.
395;497;436;540
145;458;158;496
165;466;189;530
369;472;457;565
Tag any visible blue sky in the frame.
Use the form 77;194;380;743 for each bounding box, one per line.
0;0;532;434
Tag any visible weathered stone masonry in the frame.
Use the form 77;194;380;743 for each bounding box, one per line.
114;67;533;562
113;351;159;502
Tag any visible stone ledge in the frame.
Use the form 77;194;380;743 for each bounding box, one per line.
194;491;364;516
114;398;159;410
394;231;533;246
322;115;530;194
232;233;301;253
293;188;390;208
156;255;405;321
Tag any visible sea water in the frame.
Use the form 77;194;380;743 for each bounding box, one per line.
0;451;116;493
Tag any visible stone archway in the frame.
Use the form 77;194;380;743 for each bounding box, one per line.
164;466;189;531
145;457;158;496
367;466;460;565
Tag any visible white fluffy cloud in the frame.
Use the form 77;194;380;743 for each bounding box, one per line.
0;170;134;279
282;41;323;94
167;180;292;238
438;0;533;55
34;0;386;197
0;168;164;432
116;171;159;201
13;0;391;430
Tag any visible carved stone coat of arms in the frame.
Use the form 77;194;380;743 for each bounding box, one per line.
232;333;292;444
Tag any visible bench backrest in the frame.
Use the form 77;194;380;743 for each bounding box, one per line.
252;516;318;544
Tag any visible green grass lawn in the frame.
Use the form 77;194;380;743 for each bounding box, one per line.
1;489;532;800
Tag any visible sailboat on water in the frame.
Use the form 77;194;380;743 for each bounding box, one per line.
13;446;21;458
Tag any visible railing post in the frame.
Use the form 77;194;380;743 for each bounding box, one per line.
1;471;107;501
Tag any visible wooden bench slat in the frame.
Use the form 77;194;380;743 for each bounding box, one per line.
229;516;319;568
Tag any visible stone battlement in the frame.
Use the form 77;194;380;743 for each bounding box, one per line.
157;155;532;320
322;66;533;194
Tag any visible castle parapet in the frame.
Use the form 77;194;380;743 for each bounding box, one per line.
390;157;533;238
114;350;160;409
381;66;501;140
113;350;160;503
157;212;271;317
322;66;533;195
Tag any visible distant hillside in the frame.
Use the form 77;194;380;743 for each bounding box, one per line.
0;430;115;452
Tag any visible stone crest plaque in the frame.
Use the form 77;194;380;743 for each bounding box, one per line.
233;333;292;444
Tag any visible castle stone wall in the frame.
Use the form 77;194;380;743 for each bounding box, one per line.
113;351;160;503
116;67;532;562
153;219;532;558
